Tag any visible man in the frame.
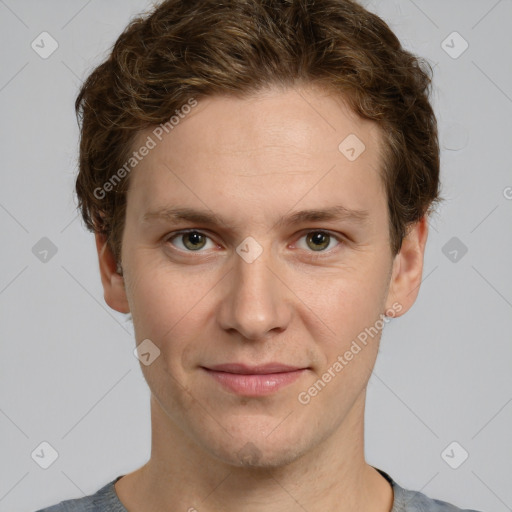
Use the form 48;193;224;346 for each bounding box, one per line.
36;0;482;510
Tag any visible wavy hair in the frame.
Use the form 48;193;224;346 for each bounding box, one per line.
75;0;442;263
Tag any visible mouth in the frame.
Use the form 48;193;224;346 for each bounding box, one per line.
201;363;309;396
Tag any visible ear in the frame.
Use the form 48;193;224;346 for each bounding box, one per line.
95;233;130;314
384;216;429;317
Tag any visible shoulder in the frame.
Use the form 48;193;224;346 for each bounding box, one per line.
395;486;484;512
33;477;126;512
396;484;484;512
373;467;484;512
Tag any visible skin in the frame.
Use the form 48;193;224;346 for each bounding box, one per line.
95;83;428;512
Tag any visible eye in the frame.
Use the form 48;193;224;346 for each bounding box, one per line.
165;229;343;255
166;230;216;252
295;230;342;252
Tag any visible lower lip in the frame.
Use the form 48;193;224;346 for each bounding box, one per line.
202;368;307;396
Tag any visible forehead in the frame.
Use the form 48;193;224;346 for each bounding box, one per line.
126;85;386;227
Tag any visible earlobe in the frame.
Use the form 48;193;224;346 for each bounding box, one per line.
95;233;130;314
384;216;429;317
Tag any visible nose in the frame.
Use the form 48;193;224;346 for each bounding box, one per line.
217;245;292;341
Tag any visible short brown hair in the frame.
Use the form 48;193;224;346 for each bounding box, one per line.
75;0;442;264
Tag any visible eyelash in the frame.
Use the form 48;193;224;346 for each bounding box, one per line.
164;229;345;257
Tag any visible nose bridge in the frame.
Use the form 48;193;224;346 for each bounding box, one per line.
218;240;290;340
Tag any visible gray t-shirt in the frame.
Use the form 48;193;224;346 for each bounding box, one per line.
35;468;483;511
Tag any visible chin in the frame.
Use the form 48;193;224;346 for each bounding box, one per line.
205;433;307;470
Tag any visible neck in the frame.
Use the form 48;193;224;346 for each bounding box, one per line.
115;390;393;512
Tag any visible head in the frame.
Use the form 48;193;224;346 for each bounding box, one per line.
76;0;442;467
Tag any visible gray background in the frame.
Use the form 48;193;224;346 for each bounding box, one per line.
1;0;511;511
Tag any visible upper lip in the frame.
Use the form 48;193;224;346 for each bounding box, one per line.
203;363;306;374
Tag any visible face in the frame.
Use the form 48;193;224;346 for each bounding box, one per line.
98;84;426;468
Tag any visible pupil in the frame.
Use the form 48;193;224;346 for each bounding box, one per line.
308;232;329;251
184;232;205;250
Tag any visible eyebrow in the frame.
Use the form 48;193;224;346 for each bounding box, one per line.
142;205;370;230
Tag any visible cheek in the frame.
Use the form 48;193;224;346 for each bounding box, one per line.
298;276;388;409
127;266;212;411
307;267;388;342
125;255;218;346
